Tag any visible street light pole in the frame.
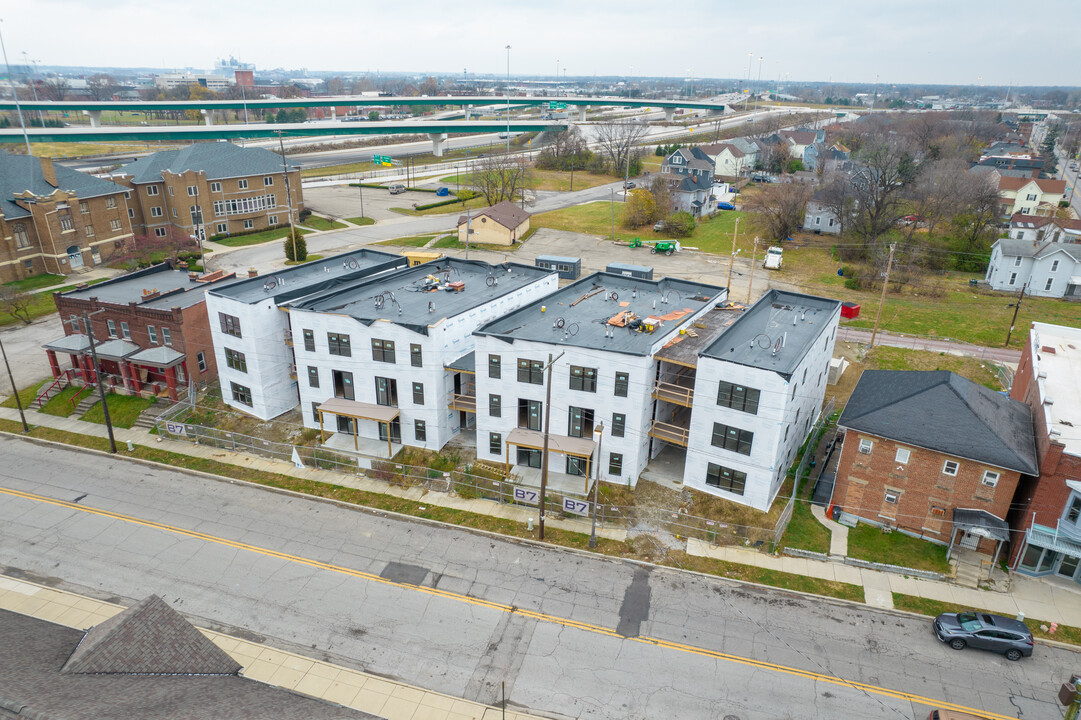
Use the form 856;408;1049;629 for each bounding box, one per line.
0;21;32;156
505;45;512;155
276;132;300;262
0;332;29;432
21;52;44;127
752;56;764;125
589;422;604;548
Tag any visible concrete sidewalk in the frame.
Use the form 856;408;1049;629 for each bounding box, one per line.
0;575;538;720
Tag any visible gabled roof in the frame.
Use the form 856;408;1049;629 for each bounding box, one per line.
114;141;295;184
838;370;1037;474
993;238;1081;263
0;150;128;220
1009;213;1081;231
781;130;816;146
456;200;530;230
998;176;1066;194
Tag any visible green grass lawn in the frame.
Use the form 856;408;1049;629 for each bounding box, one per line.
780;495;832;554
0;278;108;328
892;594;1081;647
868;347;1004;390
39;386;86;417
345;216;375;226
284;255;325;266
298;216;346;232
430;235;512;253
3;274;66;292
80;394;156;428
210;227;313;248
533;202;752;251
372;236;436;247
1;378;52;410
393;196;489;217
439;169;615;192
847;522;951;573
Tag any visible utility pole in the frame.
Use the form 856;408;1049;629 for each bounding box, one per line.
277;132;300;263
464;208;471;261
869;242;896;349
358;178;365;219
746;237;759;303
726;217;740;289
1005;282;1027;348
610;188;615;240
82;313;117;454
589;422;604;549
505;45;512;155
0;332;28;432
538;351;564;540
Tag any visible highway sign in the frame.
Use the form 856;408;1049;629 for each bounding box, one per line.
548;101;567;110
372;154;394;166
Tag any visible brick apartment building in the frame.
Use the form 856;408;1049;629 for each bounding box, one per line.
43;263;237;402
831;370;1037;557
0;151;134;283
1007;323;1081;584
108;142;304;243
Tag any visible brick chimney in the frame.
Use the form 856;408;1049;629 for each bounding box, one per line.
39;157;58;187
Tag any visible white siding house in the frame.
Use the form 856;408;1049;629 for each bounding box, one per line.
985;217;1081;298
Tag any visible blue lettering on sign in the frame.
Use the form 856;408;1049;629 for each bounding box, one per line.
562;497;590;516
513;487;539;505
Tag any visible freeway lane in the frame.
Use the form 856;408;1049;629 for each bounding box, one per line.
0;437;1065;719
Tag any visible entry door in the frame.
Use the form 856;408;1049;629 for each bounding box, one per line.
336;415;355;434
959;532;980;550
1057;554;1081;580
67;245;84;269
517;448;541;468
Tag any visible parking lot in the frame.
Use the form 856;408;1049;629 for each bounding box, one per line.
303;184;457;223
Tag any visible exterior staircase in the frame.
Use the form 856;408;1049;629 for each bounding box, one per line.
953;549;986;589
133;405;163;430
72;393;102;418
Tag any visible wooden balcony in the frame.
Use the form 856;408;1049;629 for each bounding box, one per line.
449;393;477;413
652;380;694;407
649;419;690;447
283;330;294;347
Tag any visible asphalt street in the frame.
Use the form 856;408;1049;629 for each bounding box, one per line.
0;437;1068;720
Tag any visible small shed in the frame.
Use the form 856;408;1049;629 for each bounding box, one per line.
535;255;581;280
605;262;654;280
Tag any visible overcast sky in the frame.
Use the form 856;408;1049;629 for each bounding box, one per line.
5;0;1079;86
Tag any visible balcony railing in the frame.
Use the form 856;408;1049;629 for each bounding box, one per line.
283;329;293;347
288;364;297;379
449;393;477;413
649;419;690;447
652;380;694;407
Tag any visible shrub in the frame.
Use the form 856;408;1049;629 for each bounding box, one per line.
414;190;480;211
665;211;696;238
283;229;307;262
298;208;312;221
844;277;861;290
840;265;854;277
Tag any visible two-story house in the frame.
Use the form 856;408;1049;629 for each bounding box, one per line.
985;215;1081;298
660;148;716;217
997;176;1065;217
701;138;758;179
830;370;1038;557
1007;323;1081;584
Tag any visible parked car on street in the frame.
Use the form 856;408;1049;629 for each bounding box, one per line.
653;220;667;232
624;181;636;189
932;611;1033;661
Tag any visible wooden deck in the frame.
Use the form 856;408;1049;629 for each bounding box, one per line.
648;420;690;447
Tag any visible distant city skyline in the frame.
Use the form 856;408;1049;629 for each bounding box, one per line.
5;0;1079;86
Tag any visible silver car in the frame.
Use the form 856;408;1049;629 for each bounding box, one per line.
933;611;1033;661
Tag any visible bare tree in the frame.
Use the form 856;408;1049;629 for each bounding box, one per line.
744;182;811;242
535;126;589;170
0;287;33;325
594;121;649;174
816;172;854;236
39;78;69;101
472;155;531;205
87;74;117;101
112;228;199;269
649;175;674;217
848;134;919;247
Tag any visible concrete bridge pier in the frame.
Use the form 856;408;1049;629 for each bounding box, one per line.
202;109;214;126
429;133;448;157
85;110;102;128
578;106;588;122
331;106;337;120
464;105;473;121
664;107;676;122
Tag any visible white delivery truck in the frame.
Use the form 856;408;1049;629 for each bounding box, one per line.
764;246;783;269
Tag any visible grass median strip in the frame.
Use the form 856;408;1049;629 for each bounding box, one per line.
892;593;1080;647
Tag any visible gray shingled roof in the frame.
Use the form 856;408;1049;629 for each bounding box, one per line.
115;142;294;184
0;150;128;220
62;595;240;675
994;238;1081;263
838;370;1037;474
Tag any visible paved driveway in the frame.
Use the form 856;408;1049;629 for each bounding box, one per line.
0;314;64;399
303;185;453;223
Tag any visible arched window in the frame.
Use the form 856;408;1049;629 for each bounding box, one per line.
12;222;30;249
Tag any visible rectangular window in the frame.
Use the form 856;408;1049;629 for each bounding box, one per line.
488;354;501;378
219;312;242;338
518;358;543;384
197;351;207;372
410;343;422;367
147;325;157;344
210;182;222;193
149;206;163;218
243;219;254;230
1045;278;1054;292
328;332;351;357
333;370;354;400
415;419;426;442
214;221;226;234
106;319;117;338
412;382;424;405
225;348;247;373
230;382;253;407
371;338;396;363
1051;260;1060;272
59;214;74;231
1067;497;1081;524
69;314;82;333
567;406;594;438
609;453;623;476
711;422;753;455
518;399;542;431
238;179;249;189
269;215;278;225
859;438;873;454
160;327;172;346
705;463;746;495
566;456;586;476
569;365;597;392
942;460;959;476
489;432;502;455
1013;256;1022;267
717;381;761;414
303;329;315;351
375;377;398;407
614;371;629;397
489;394;501;417
264;176;274;186
120;321;131;340
306;365;320;387
172;208;178;218
612;413;625;438
1008;272;1017;286
981;470;1000;487
147;185;159;196
895;447;910;464
214;201;225;217
884;490;899;504
109;219;122;232
84;224;95;237
187;186;198;197
128;208;135;219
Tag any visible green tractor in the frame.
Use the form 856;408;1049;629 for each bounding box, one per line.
627;238;643;249
650;241;681;256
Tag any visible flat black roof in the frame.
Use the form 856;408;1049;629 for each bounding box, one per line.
209;248;406;305
700;289;841;378
475;272;725;356
290;257;553;336
60;263;236;310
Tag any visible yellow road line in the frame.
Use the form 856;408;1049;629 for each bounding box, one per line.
0;485;1011;720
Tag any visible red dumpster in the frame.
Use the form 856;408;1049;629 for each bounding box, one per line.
841;302;861;319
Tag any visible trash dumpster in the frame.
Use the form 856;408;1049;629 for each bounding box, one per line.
841;302;861;319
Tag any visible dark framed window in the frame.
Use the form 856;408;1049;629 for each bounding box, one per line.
609;453;623;476
489;394;501;417
567;406;594;438
375;377;398;407
706;463;746;495
230;382;252;407
717;381;760;414
1067;496;1081;524
711;422;754;455
218;312;242;338
372;338;396;363
566;456;586;476
303;329;315;351
517;358;544;384
225;348;247;373
614;371;629;397
333;370;354;400
489;432;502;455
612;413;626;438
412;382;424;405
410;343;422;367
415;420;427;442
196;351;207;372
488;354;501;378
518;399;542;431
569;365;598;392
307;366;319;388
328;332;351;357
312;402;320;423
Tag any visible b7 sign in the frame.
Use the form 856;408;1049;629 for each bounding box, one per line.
562;497;591;516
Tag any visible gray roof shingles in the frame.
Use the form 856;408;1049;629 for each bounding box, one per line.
115;141;294;184
838;370;1038;475
0;150;128;220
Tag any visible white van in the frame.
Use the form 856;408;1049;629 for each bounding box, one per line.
388;183;406;195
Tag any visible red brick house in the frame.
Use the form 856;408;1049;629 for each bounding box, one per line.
42;263;236;403
1007;322;1081;584
830;370;1037;559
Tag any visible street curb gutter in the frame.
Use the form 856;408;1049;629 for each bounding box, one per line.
3;429;1080;654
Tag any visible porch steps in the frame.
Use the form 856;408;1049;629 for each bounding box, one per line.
33;382;67;410
133;406;163;430
73;394;101;418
